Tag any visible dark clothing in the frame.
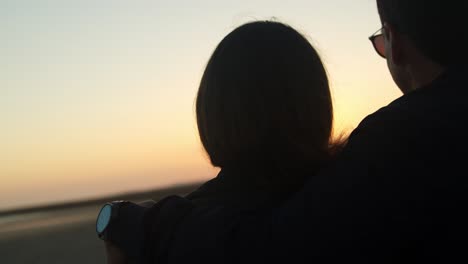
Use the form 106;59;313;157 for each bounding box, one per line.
142;167;308;263
143;65;468;263
185;167;293;209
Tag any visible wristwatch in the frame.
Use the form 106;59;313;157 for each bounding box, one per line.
96;200;130;241
96;199;155;263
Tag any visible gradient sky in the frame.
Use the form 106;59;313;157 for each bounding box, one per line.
0;0;402;210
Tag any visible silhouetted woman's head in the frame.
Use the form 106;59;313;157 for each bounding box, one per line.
196;21;338;176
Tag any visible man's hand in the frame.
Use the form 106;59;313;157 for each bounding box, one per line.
105;242;128;264
103;200;155;263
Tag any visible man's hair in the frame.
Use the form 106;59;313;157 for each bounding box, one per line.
377;0;468;66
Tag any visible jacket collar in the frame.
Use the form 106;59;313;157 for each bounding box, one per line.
186;166;305;209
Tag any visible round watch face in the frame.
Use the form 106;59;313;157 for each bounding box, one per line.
96;204;112;234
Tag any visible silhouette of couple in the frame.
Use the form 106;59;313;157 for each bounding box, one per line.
105;1;468;263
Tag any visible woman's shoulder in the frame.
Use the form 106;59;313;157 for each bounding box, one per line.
142;194;248;263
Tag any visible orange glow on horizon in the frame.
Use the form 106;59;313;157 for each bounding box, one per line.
1;0;403;210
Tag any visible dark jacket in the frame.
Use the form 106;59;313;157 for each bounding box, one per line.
142;65;468;263
141;167;311;263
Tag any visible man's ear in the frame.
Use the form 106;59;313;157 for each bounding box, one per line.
384;24;407;66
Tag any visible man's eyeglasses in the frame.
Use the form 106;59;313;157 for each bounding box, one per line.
369;27;386;58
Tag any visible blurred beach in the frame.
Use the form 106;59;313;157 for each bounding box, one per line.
0;183;200;264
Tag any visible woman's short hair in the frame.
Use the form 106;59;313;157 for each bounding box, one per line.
196;21;336;174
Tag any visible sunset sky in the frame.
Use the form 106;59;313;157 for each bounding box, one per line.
0;0;402;210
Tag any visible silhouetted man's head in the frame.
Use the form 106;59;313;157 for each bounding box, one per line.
375;0;467;93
